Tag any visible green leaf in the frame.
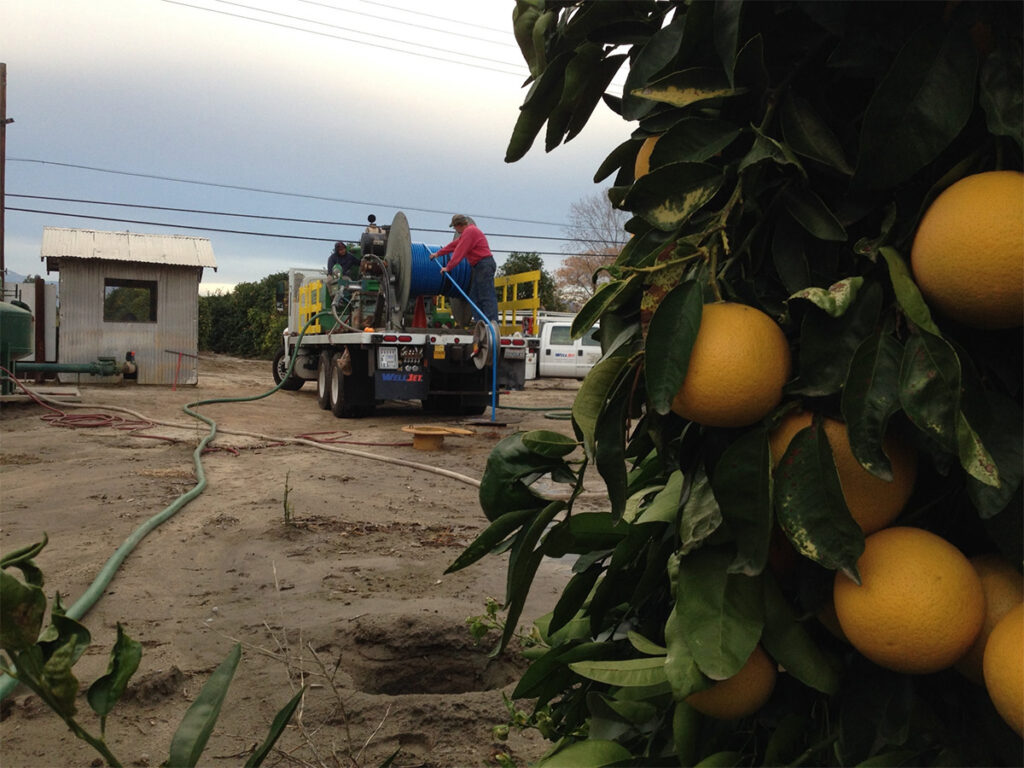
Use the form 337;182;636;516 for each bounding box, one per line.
512;4;543;77
789;277;863;318
625;162;724;231
243;686;306;768
40;638;81;717
879;247;942;337
506;52;572;163
645;281;703;414
957;412;999;488
535;739;633;768
0;569;47;651
711;430;772;576
739;128;806;175
664;600;704;701
622;11;688;120
478;433;568;521
632;67;747;108
673;701;700;765
696;751;742;767
842;332;905;481
569;656;669;687
1;535;48;588
713;0;743;85
679;468;724;556
636;471;684;524
446;507;536;573
548;565;603;636
760;577;840;695
167;643;242;768
854;21;977;189
773;421;864;582
573;354;631;460
522;430;580;458
628;631;667;657
968;392;1023;518
87;623;142;722
979;47;1024;149
652;117;742;166
573;276;641;338
782;185;847;241
780;92;854;175
899;330;960;452
595;368;633;519
673;549;764;680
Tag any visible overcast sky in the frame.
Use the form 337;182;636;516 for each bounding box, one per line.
3;0;630;293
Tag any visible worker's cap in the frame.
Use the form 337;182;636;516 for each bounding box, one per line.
449;214;470;227
335;241;347;249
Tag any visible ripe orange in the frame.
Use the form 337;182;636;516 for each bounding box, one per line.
957;555;1024;683
670;302;791;428
910;170;1024;329
769;412;917;534
833;527;985;674
983;602;1024;736
634;135;660;179
686;645;777;719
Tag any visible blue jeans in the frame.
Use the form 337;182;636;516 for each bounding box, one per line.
469;256;499;323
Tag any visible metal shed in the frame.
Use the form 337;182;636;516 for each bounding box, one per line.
41;227;217;386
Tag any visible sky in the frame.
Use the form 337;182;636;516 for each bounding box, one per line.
2;0;632;294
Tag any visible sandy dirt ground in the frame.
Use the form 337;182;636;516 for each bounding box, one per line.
0;355;598;768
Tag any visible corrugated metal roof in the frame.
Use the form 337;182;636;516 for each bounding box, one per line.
41;227;218;271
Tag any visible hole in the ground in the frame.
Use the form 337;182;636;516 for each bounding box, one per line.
346;612;525;695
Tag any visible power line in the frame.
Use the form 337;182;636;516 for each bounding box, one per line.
160;0;526;77
346;0;509;35
7;207;572;257
8;157;571;228
8;193;579;242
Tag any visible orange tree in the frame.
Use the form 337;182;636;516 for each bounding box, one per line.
449;2;1023;766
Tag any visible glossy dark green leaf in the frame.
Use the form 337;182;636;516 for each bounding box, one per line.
664;600;704;701
713;0;742;84
773;421;864;582
573;275;641;337
512;4;543;77
968;392;1023;518
899;330;960;452
795;280;883;397
622;10;689;120
780;92;854;175
636;470;684;524
979;47;1023;148
739;129;805;175
652;117;743;167
673;701;700;765
854;21;977;189
505;52;572;163
446;507;536;573
39;638;80;717
842;332;905;481
39;612;91;669
632;67;747;109
0;569;46;651
695;750;742;766
497;501;566;655
763;713;811;767
673;549;764;680
167;643;241;768
679;468;724;556
957;412;999;489
478;433;569;521
711;430;772;576
243;686;306;768
595;139;642;184
772;217;810;293
569;656;669;687
573;354;631;460
645;281;703;414
548;564;603;635
543;513;629;557
782;185;847;241
535;739;633;768
545;44;604;152
760;577;840;695
595;367;633;519
625;162;724;231
879;247;942;336
512;640;616;701
522;429;580;458
87;623;142;722
1;535;48;587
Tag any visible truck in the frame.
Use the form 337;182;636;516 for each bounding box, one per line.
532;318;601;379
271;212;538;417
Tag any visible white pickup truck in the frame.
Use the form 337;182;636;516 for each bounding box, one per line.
527;319;601;380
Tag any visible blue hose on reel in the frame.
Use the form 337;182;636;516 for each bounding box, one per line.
407;244;472;299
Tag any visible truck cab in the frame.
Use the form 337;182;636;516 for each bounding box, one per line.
537;320;601;379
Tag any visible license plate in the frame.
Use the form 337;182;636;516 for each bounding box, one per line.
377;346;399;369
503;348;525;360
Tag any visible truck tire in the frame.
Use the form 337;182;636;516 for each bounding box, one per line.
316;350;332;410
273;347;305;391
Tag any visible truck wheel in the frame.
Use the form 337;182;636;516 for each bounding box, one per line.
273;347;305;391
316;350;332;409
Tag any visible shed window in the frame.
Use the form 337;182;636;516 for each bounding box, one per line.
104;279;157;323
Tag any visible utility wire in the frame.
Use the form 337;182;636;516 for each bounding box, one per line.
6;207;572;256
8;158;571;228
8;194;579;242
345;0;510;35
160;0;526;77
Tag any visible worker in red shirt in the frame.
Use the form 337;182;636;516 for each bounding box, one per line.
431;214;499;323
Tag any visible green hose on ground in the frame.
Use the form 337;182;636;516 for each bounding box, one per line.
0;312;331;702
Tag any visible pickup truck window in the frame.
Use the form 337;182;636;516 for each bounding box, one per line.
549;325;573;345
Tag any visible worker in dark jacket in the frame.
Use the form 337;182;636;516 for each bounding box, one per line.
327;241;360;280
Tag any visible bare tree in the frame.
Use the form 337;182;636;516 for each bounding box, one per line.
556;189;629;310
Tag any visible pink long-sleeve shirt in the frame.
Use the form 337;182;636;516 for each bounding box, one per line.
434;225;493;269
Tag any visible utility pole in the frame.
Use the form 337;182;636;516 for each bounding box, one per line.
1;62;10;286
